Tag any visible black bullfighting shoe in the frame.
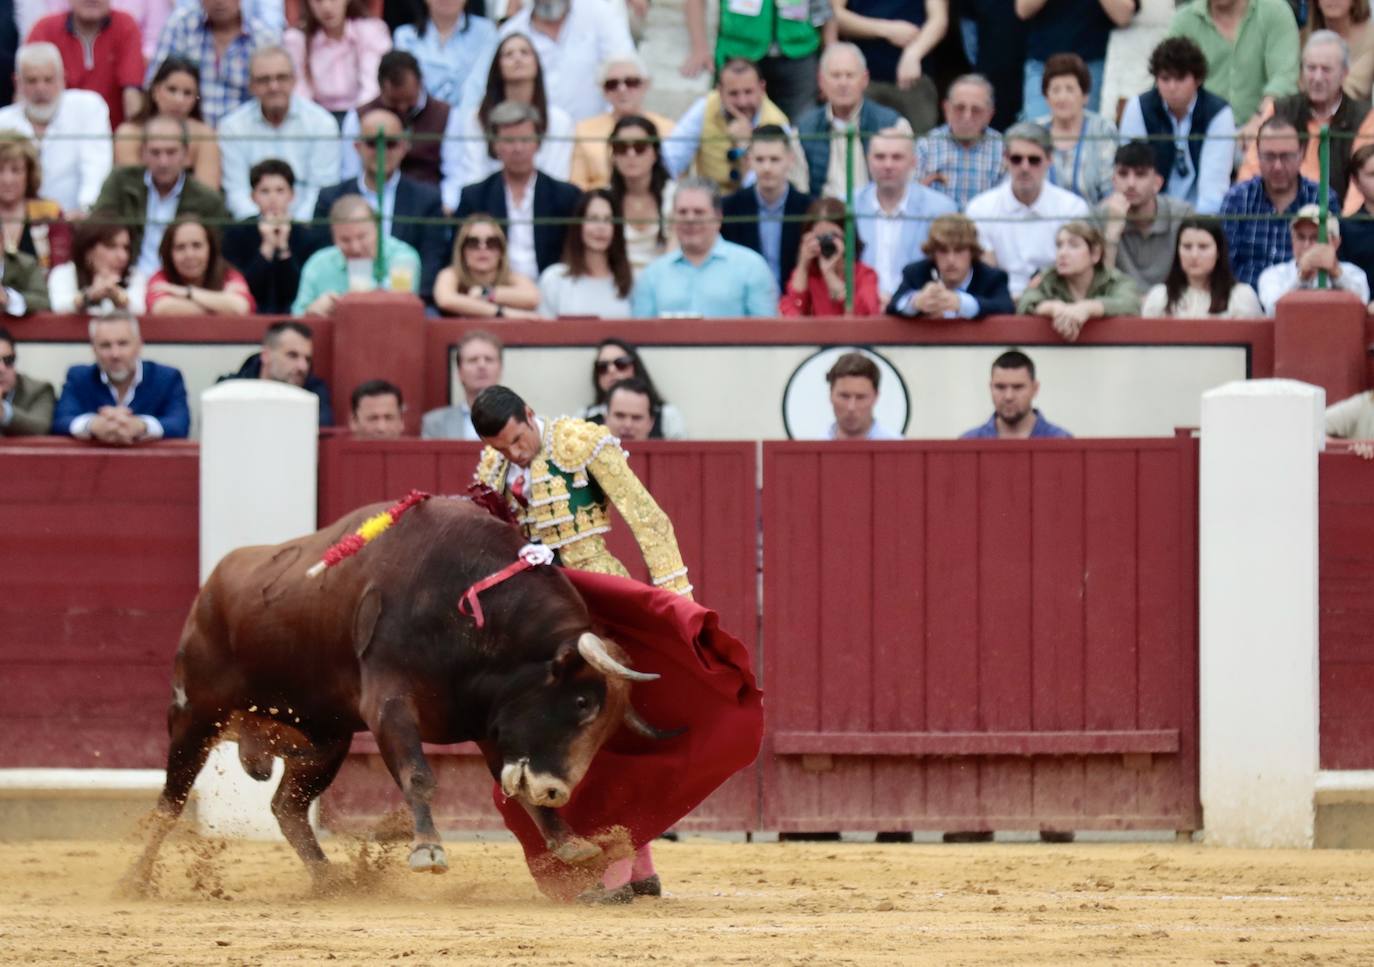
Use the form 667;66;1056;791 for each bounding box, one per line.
629;874;662;897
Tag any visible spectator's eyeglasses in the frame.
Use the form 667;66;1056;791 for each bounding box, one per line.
1259;151;1300;166
595;356;635;374
0;353;14;367
1007;154;1044;167
463;236;503;251
603;77;644;92
611;140;653;156
251;72;293;87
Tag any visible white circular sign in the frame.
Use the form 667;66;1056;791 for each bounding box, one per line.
782;346;911;440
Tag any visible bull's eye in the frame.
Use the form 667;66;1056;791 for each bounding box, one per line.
575;696;589;711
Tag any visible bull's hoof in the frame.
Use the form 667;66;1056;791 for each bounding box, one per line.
550;837;602;865
407;844;448;873
576;883;634;905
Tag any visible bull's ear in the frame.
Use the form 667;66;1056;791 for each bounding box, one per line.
547;640;582;684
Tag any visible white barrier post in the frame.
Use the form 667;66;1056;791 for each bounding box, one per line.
1199;379;1323;848
194;380;318;839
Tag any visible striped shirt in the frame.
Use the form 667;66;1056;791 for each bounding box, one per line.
915;125;1004;210
146;8;279;127
1219;176;1340;289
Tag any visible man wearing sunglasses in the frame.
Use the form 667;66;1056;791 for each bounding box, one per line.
0;326;55;436
964;121;1090;298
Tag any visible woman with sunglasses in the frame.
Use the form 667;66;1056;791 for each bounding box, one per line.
538;189;634;317
434;214;540;317
608;114;675;276
569;54;676;190
579;337;687;439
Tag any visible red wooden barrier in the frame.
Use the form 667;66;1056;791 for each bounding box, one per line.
1319;448;1374;770
760;433;1201;833
0;441;199;768
314;437;760;832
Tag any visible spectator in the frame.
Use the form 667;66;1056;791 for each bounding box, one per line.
569;53;675;192
316;107;449;301
0;231;49;314
722;124;814;290
1236;32;1372;215
684;0;825;123
147;217;255;314
607;114;674;275
794;42;907;200
1018;221;1140;340
21;0;172;62
962;0;1027;131
0;42;111;216
1256;205;1371;312
48;214;147;314
1016;0;1134;119
293;194;421;315
392;0;496;108
349;378;405;438
959;348;1072;439
1341;143;1374;281
1309;0;1374;101
434;214;540;317
27;0;144;128
52;313;191;442
1140;215;1264;316
114;56;220;190
0;325;55;436
283;0;389;120
780;196;881;316
1033;53;1117;204
855;128;958;301
1221;116;1342;288
1094;140;1195;291
455;32;575;188
0;0;15;117
538;189;633;317
965;122;1091;298
915;74;1004;209
823;351;900;440
887;212;1015;318
339;51;466;211
1167;0;1299;136
632;176;778;318
147;0;279;127
218;319;334;424
453;100;582;280
94;115;229;279
222;159;312;314
603;377;665;441
219;47;341;222
662;58;804;195
1326;386;1374;440
1118;36;1236;216
421;328;502;440
0;130;66;271
579;337;686;438
832;0;946;134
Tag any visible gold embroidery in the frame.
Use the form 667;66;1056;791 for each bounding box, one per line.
588;442;693;599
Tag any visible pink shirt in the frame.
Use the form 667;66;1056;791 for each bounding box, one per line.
283;18;391;113
147;267;256;313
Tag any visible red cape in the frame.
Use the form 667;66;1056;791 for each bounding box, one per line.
491;570;764;901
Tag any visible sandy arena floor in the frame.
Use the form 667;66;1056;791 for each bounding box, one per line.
2;835;1372;965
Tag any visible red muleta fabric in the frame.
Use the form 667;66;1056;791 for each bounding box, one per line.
491;569;764;901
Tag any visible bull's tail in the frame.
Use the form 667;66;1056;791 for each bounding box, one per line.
306;490;432;577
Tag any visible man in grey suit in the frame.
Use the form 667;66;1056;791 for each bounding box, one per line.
421;330;503;440
0;326;55;435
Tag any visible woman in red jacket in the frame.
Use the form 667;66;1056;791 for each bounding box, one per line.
779;197;882;316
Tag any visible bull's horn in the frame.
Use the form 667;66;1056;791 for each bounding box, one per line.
577;632;659;682
624;705;687;741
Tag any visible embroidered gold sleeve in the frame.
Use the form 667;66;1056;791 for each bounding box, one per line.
474;446;507;490
587;444;694;599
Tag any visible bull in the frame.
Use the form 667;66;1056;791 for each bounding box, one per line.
126;496;675;889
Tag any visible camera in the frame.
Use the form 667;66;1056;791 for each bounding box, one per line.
817;233;838;259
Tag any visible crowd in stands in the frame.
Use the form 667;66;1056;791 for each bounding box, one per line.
0;0;1372;445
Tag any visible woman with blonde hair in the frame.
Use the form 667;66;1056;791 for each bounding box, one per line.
1018;221;1140;340
433;214;540;318
0;130;67;269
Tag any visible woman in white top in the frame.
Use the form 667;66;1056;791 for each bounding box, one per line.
1141;217;1264;319
455;33;574;187
579;337;687;439
538;189;634;317
48;215;147;315
607;114;675;276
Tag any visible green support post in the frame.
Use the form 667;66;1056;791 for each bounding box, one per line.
373;127;387;288
1318;124;1330;290
843;124;856;314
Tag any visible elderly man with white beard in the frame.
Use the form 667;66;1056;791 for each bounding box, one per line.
0;42;111;218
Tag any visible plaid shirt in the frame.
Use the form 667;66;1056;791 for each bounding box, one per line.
915;125;1005;210
1221;176;1340;289
147;9;279;127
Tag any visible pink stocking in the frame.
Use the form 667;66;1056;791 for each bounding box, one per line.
630;843;655;881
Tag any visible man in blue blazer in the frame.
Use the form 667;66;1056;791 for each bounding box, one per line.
887;213;1015;318
454;101;583;279
52;314;190;442
313;108;451;303
720;125;814;289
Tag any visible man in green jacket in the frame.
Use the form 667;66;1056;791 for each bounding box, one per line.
0;326;55;435
1;249;49;316
92;115;229;281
